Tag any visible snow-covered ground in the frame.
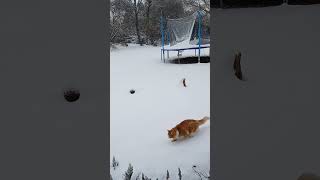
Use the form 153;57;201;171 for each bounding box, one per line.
110;44;210;179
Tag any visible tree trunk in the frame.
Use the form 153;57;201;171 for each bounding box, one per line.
134;0;142;45
145;0;152;44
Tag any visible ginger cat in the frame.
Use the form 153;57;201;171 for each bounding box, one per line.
167;116;209;142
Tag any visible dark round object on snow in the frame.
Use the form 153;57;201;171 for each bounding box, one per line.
130;89;135;94
64;89;80;102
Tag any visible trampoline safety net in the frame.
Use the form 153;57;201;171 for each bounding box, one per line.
166;11;205;46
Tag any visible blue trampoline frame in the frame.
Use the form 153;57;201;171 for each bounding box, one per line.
160;11;209;63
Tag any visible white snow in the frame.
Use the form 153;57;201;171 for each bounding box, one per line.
110;44;210;179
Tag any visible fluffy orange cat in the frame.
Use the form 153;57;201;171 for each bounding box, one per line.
167;116;209;142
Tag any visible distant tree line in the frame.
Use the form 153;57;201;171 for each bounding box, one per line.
110;0;209;46
211;0;320;8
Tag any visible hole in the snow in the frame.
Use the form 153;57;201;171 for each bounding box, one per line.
64;88;80;102
130;89;135;94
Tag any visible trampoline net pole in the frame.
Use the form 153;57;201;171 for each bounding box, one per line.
160;15;165;63
198;11;202;63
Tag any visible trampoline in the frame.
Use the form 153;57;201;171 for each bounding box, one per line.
160;10;210;63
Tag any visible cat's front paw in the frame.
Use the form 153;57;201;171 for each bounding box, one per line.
171;139;177;142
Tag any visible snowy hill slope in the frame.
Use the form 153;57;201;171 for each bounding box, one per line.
110;45;210;179
213;4;320;180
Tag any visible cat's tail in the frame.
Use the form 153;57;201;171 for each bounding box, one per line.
198;116;210;126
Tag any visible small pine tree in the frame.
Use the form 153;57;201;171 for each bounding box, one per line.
142;173;151;180
112;156;119;170
124;163;134;180
166;170;170;180
178;168;182;180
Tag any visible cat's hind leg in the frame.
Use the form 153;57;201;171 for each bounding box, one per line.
188;127;198;138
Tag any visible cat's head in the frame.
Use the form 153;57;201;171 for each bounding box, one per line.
167;128;177;139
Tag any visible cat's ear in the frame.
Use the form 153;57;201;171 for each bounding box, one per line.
167;129;170;132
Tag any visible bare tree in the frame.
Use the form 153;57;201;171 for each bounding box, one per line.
110;0;189;45
184;0;210;14
110;0;135;44
145;0;152;44
133;0;142;45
